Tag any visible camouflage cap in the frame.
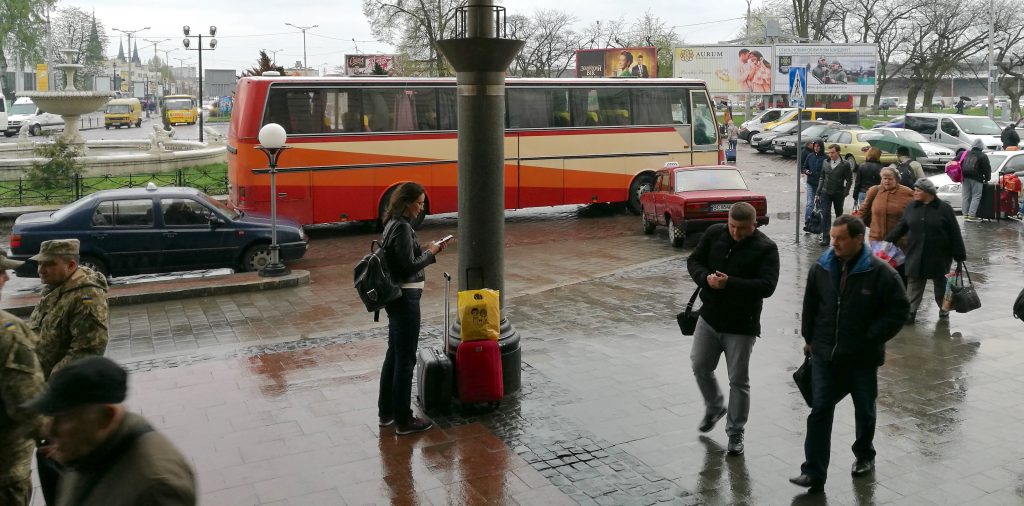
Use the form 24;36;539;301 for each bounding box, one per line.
29;239;80;262
0;254;24;270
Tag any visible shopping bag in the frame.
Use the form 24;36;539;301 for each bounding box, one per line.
676;288;702;336
806;208;823;235
870;240;905;268
950;263;982;313
458;289;500;341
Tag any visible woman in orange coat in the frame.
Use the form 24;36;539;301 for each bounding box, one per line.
855;167;914;283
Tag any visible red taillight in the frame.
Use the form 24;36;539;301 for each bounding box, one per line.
10;234;21;249
238;186;247;204
685;202;707;215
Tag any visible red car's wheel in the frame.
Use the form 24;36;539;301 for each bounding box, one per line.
642;212;655;234
668;217;685;248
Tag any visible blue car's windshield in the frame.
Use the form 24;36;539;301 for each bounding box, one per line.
200;193;242;220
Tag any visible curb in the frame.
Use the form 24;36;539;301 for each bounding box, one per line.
2;269;310;317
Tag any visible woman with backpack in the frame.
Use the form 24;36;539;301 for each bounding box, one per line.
892;147;925;189
378;182;450;435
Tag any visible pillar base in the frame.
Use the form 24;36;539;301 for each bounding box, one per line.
447;317;521;396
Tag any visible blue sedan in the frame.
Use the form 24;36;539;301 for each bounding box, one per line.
8;185;308;277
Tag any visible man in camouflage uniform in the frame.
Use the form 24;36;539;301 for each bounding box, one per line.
0;254;45;506
28;239;110;505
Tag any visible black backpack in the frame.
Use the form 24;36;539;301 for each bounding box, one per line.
1014;287;1024;321
353;221;402;321
961;152;979;178
895;162;916;188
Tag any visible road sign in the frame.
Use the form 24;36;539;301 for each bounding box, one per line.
789;67;807;109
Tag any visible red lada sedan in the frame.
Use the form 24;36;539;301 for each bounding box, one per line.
640;164;769;247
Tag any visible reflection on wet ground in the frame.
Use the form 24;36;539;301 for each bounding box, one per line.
21;143;1024;503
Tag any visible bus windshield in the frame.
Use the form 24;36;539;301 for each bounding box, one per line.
106;105;131;113
164;99;193;111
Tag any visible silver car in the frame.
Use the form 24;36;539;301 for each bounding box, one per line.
873;127;955;172
928;150;1024;211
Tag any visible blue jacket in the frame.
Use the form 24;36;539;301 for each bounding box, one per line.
802;149;828;188
802;245;909;367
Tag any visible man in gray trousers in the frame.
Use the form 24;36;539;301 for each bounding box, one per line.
687;202;780;455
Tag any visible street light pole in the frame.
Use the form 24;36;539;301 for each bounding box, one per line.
173;57;190;94
285;23;318;69
183;25;218;143
988;0;995;119
112;26;150;97
254;123;291;277
263;48;284;67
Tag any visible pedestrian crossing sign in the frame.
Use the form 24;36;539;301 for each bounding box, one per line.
789;67;807;109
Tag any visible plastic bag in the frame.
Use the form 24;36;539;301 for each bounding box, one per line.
870;240;905;268
458;289;500;341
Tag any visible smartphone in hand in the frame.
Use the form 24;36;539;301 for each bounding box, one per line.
439;234;455;245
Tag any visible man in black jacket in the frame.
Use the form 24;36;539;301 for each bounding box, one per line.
1002;120;1021;149
815;144;853;246
687;203;780;456
790;215;909;492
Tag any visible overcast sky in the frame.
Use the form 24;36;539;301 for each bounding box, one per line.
66;0;751;74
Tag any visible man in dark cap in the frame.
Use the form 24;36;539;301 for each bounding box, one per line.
27;238;110;503
0;254;45;506
26;356;196;506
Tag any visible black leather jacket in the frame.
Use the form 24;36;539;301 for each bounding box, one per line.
384;217;435;284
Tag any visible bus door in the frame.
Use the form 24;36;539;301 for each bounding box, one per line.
508;88;566;208
690;90;720;165
250;169;313;225
516;132;563;208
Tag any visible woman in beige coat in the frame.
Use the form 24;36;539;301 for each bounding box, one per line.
855;166;914;283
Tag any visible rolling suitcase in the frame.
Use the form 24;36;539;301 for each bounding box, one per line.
974;183;999;220
415;272;453;414
725;147;737;162
456;337;504;407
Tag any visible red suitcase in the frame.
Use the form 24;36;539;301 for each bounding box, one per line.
456;339;503;406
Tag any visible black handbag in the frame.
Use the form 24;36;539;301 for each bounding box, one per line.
676;288;702;336
793;357;813;407
951;262;982;313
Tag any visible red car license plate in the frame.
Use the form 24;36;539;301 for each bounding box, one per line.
710;203;732;212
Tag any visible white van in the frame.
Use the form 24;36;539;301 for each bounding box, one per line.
904;113;1003;153
0;88;7;136
739;108;797;142
5;97;63;137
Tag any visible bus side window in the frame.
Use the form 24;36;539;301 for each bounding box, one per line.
438;88;457;130
632;88;689;126
412;89;439;130
509;88;561;129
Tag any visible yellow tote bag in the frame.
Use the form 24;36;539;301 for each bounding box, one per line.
458;289;500;341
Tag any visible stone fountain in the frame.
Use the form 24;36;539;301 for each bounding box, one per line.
0;49;225;179
18;49;114;144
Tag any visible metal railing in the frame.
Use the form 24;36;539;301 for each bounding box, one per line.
0;166;227;208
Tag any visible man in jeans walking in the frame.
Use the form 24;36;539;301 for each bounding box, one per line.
687;203;780;455
960;139;992;222
790;215;908;492
815;145;853;246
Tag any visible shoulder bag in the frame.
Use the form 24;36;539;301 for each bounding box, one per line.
676;288;702;336
950;262;982;313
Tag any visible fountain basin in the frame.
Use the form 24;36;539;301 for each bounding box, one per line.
0;140;226;177
18;92;112;117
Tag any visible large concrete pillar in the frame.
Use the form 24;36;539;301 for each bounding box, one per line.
435;1;525;395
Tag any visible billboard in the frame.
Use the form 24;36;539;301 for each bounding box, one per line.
772;44;877;95
574;47;657;78
672;46;774;94
345;54;399;76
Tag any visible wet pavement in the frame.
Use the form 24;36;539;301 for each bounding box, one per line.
21;143;1024;504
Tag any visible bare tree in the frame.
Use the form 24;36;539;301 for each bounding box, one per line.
508;9;581;77
361;0;465;76
994;4;1024;120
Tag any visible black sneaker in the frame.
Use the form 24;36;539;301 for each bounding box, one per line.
698;407;728;433
379;416;394;427
727;434;744;455
396;416;433;435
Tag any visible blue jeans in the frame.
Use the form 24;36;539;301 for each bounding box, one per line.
818;193;844;243
961;178;984;217
378;288;422;424
804;183;817;225
854;191;866;211
800;356;878;483
729;139;738;151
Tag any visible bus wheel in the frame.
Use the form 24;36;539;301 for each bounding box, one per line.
627;172;656;215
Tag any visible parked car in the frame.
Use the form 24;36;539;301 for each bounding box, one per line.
749;121;802;153
824;129;898;169
4;97;63;137
639;164;769;247
771;122;848;158
927;150;1024;211
872;127;956;171
904;113;1003;152
739;107;796;142
874;115;905;129
878;97;900;110
8;185;308;277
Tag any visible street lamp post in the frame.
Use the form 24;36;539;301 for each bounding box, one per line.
285;23;318;69
183;25;218;142
173;57;190;95
112;26;150;97
988;0;995;119
263;48;284;67
254;123;291;277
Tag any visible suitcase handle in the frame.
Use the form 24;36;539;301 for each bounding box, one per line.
442;272;451;348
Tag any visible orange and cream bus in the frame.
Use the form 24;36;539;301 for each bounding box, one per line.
227;77;722;226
